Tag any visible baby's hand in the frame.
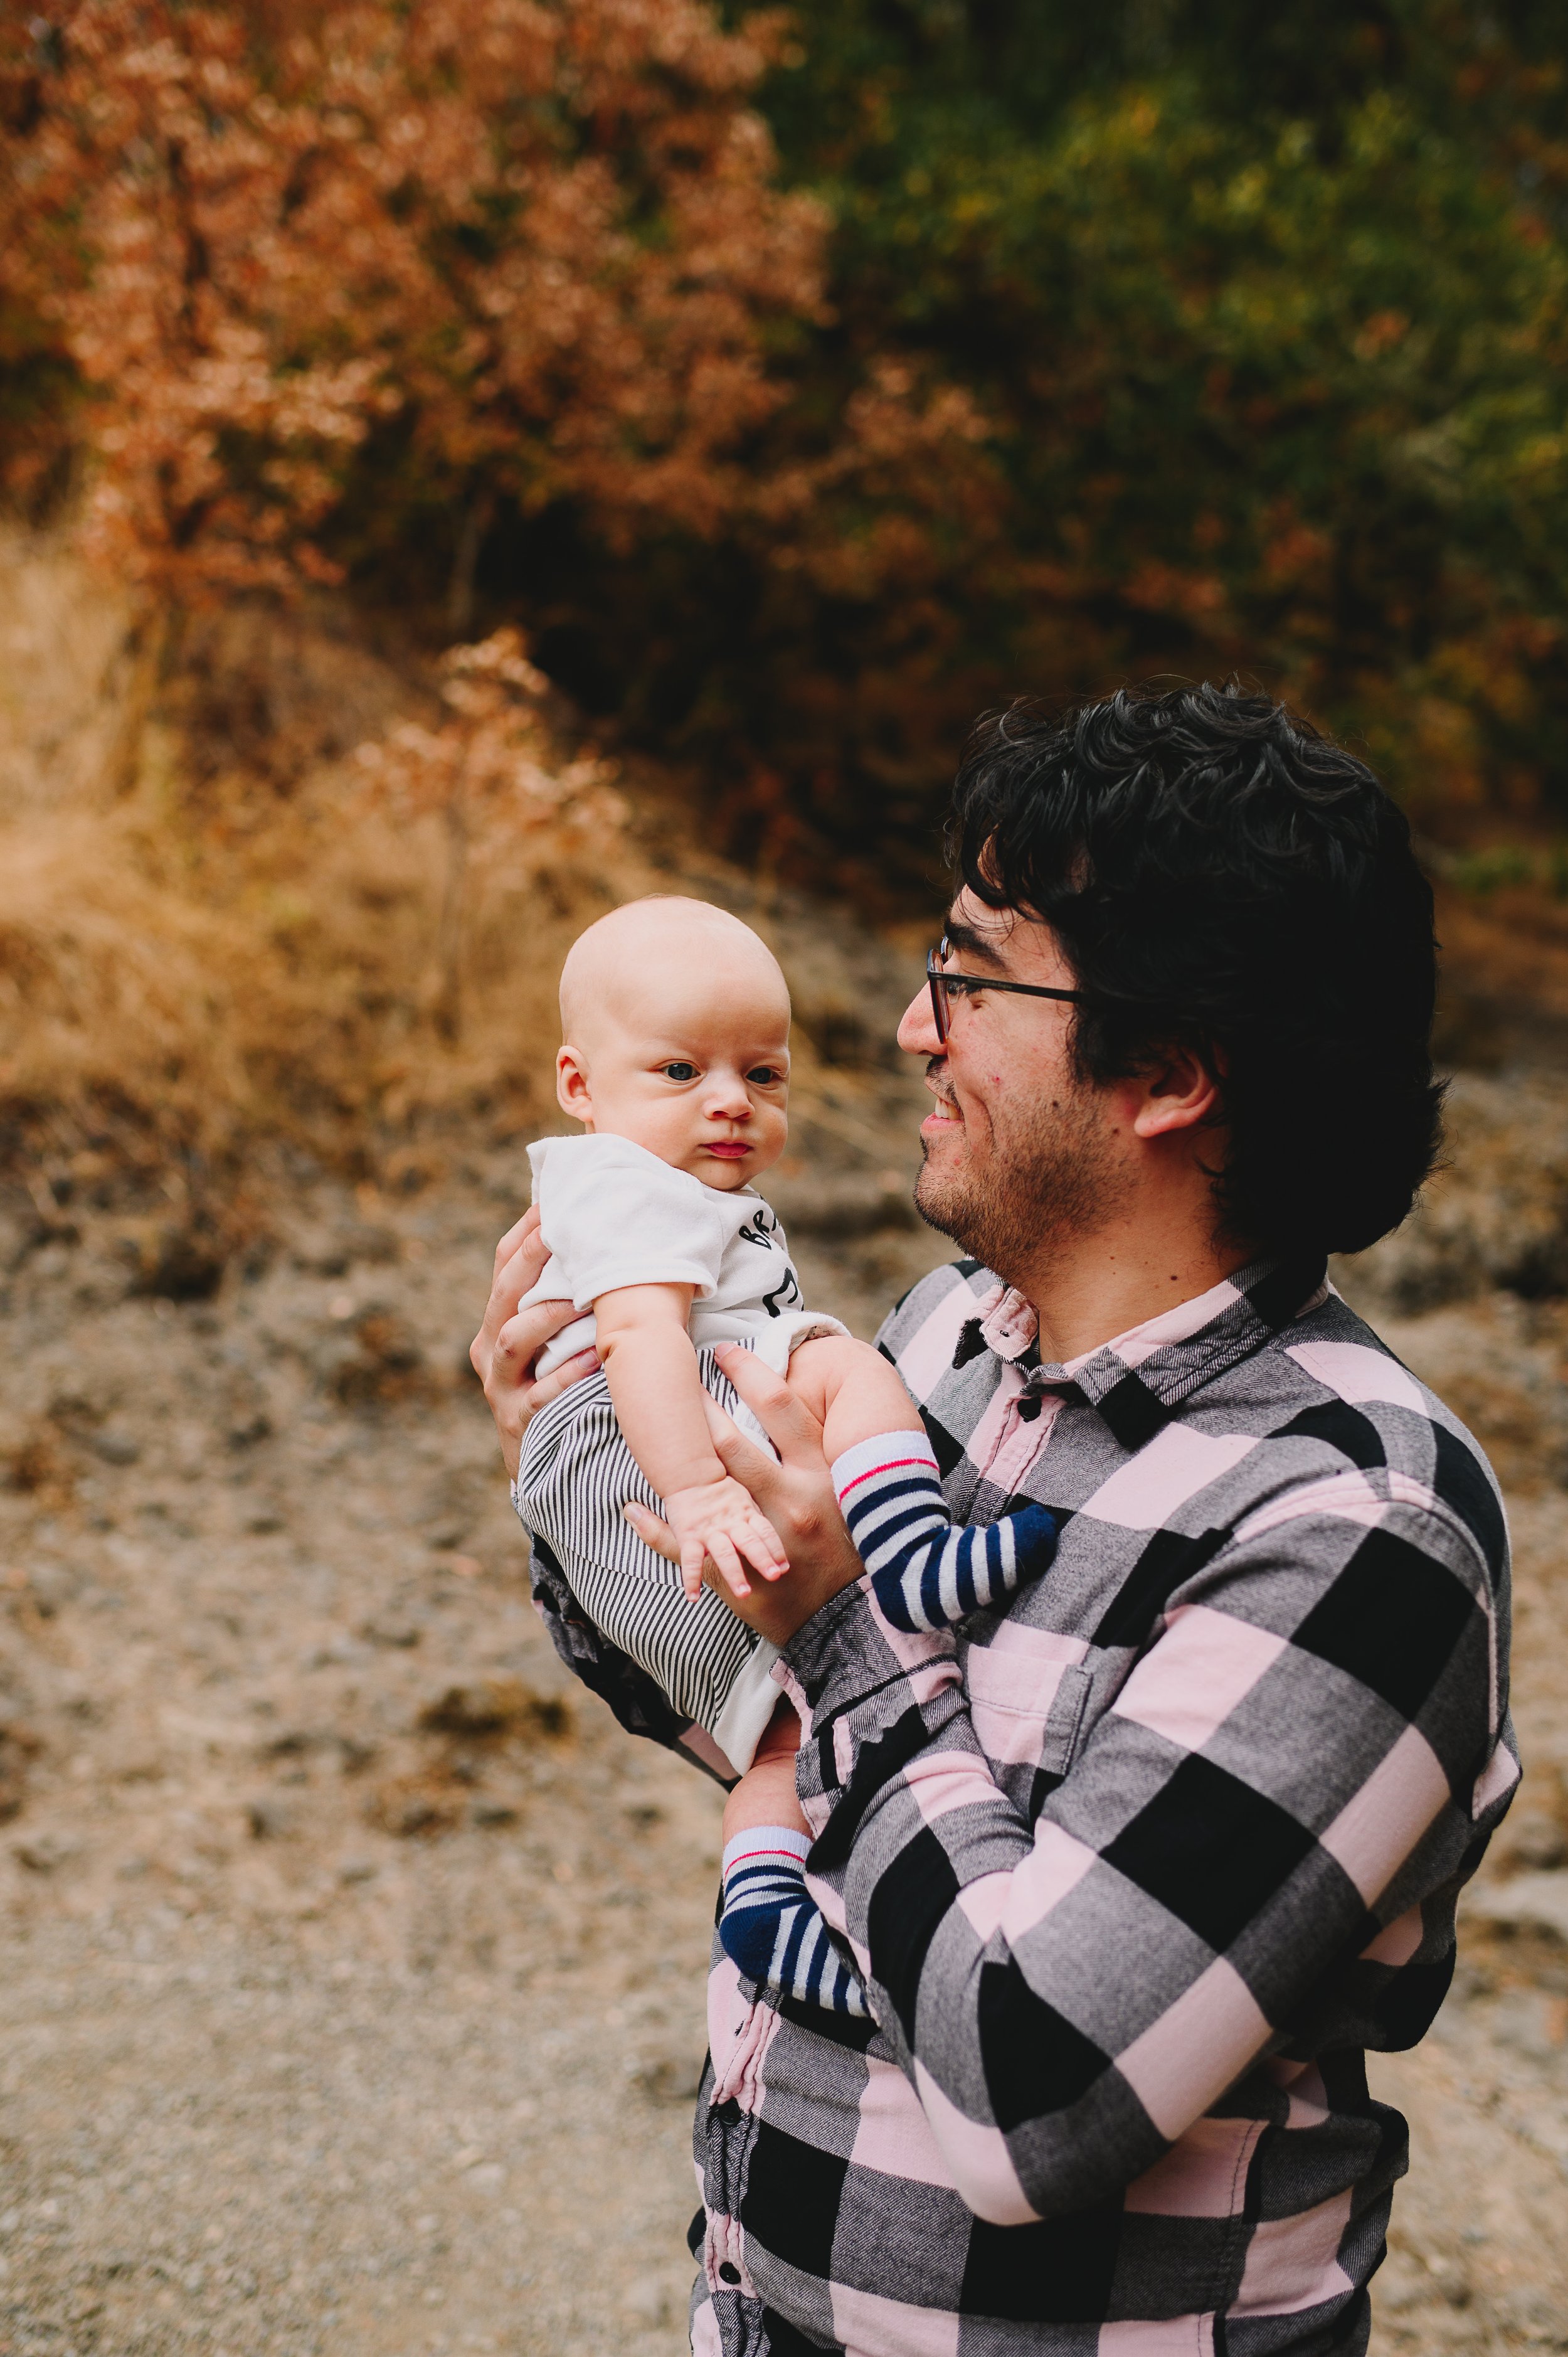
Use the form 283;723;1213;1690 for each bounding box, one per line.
662;1476;789;1602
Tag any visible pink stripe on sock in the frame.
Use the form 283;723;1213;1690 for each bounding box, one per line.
837;1457;941;1502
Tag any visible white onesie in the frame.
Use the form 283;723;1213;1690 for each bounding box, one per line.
521;1132;844;1376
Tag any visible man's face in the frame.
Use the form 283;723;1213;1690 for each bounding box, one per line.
895;888;1130;1289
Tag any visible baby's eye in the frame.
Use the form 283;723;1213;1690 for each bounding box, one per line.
660;1061;699;1082
746;1065;785;1086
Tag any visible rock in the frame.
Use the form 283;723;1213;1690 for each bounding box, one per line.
361;1616;421;1649
85;1428;140;1467
121;1216;228;1302
14;1832;77;1872
284;1220;399;1277
1465;1871;1568;1944
301;1638;369;1671
1498;1806;1568;1873
0;1723;41;1821
634;2055;704;2105
245;1797;294;1840
367;1775;465;1838
21;1563;78;1617
322;1310;426;1406
417;1679;569;1742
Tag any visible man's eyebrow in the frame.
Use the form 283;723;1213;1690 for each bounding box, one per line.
941;917;1009;971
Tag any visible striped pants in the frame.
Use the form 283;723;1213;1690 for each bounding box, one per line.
513;1352;770;1748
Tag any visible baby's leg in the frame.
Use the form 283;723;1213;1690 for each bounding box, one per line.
788;1335;1058;1634
786;1331;931;1455
717;1700;866;2017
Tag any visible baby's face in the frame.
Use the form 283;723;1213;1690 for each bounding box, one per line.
557;971;790;1191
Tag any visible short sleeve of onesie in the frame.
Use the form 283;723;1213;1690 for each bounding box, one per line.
527;1134;738;1311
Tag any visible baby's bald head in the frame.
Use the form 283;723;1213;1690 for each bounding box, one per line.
553;898;793;1185
559;897;788;1051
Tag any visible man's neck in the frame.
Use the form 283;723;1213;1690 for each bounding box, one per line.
1014;1218;1257;1369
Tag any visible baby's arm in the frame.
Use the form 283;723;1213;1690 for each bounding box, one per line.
594;1282;788;1599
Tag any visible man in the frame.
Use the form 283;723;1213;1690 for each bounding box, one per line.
474;683;1517;2355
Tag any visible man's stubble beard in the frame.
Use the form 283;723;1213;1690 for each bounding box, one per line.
913;1065;1130;1290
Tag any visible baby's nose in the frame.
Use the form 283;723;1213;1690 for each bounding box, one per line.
704;1073;752;1113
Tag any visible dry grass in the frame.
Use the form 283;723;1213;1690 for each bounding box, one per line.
0;528;664;1213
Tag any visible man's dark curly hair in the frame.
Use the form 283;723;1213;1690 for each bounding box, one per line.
946;682;1444;1257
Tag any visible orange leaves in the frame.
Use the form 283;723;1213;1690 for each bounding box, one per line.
354;627;626;839
6;0;829;597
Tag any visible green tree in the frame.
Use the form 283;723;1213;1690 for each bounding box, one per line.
526;0;1568;863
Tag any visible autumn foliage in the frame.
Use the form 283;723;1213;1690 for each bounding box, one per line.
0;0;832;594
4;1;1568;871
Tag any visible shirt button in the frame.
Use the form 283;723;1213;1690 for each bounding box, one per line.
718;2262;741;2286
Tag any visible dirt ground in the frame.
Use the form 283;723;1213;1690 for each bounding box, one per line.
0;917;1565;2355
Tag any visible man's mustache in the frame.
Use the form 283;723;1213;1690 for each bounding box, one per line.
925;1056;957;1109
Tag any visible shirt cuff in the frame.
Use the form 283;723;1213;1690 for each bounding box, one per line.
779;1578;961;1748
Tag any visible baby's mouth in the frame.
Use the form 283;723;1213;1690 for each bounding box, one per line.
704;1140;752;1159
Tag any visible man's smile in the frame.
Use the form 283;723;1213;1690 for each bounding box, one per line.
922;1061;963;1132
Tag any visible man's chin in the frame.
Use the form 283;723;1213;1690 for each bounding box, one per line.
913;1154;978;1250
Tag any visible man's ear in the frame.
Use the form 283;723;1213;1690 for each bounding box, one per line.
1130;1040;1223;1141
556;1045;594;1127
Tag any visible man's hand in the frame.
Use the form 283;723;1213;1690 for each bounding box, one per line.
662;1472;790;1602
470;1205;600;1479
625;1343;863;1646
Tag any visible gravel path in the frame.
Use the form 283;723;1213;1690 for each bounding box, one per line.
0;1046;1564;2354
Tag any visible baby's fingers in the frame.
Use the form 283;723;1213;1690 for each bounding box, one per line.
739;1509;789;1581
679;1535;709;1603
705;1530;752;1602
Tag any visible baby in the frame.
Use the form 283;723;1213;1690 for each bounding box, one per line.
512;897;1056;2006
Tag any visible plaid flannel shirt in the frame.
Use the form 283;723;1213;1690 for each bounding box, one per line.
532;1252;1518;2356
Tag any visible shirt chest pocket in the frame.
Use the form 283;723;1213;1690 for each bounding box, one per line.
964;1641;1100;1778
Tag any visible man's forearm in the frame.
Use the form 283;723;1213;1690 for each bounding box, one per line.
780;1497;1497;2221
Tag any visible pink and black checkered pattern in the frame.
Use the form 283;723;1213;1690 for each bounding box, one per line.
682;1252;1518;2356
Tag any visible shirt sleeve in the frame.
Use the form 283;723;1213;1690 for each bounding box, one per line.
778;1482;1509;2225
532;1135;729;1311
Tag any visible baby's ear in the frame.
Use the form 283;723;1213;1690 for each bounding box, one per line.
556;1045;593;1125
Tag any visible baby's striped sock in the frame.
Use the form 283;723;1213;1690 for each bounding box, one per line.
834;1431;1058;1634
719;1827;868;2017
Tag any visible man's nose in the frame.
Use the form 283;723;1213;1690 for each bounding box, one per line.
897;985;940;1056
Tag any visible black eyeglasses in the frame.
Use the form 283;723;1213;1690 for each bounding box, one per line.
926;937;1086;1045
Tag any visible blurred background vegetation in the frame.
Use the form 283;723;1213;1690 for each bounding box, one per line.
10;2;1568;862
3;0;1568;1194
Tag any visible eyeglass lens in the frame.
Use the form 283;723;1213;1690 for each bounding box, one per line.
927;943;950;1045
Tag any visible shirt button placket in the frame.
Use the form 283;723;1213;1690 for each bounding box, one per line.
983;1373;1048;1495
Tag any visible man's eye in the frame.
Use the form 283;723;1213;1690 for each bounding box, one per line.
746;1065;784;1085
662;1061;699;1082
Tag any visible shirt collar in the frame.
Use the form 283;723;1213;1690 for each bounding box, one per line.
977;1252;1328;1447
